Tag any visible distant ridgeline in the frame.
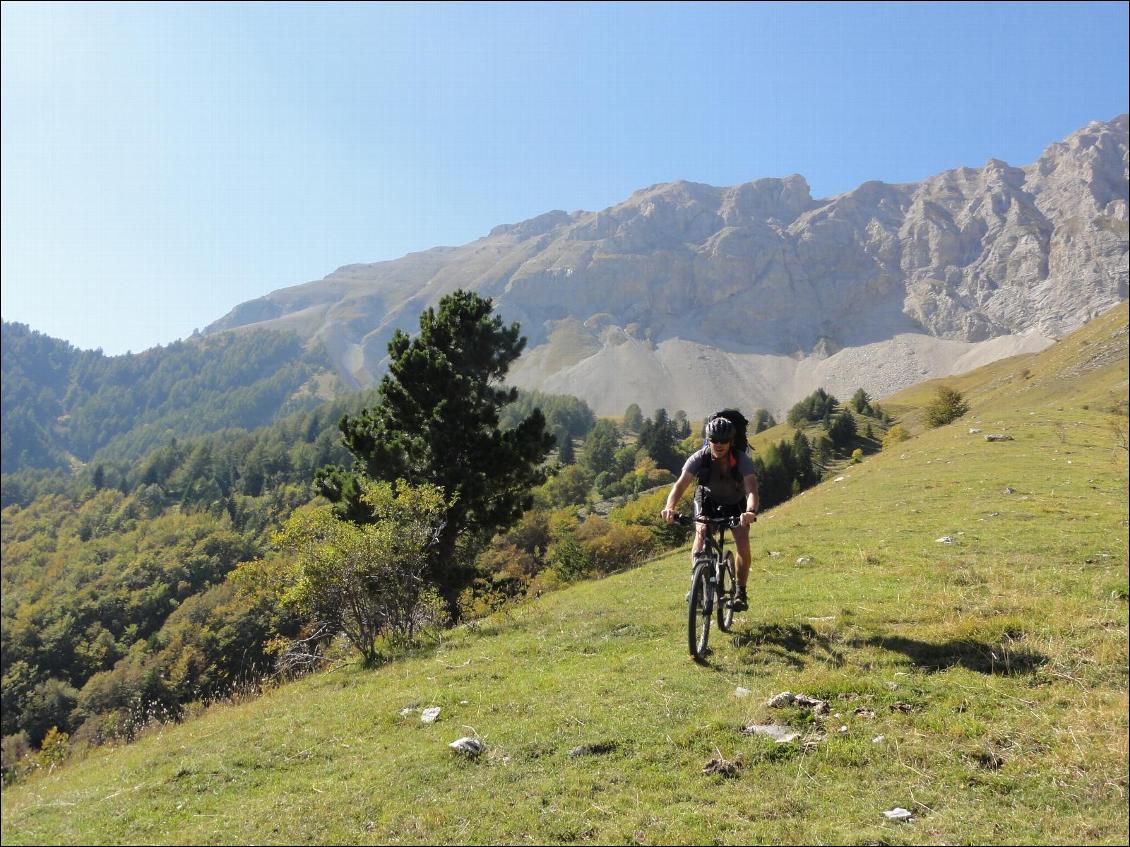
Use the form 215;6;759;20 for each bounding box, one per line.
0;322;340;474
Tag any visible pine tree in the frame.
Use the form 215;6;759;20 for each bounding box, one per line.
315;291;554;608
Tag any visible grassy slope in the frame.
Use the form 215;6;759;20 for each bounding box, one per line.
3;304;1127;846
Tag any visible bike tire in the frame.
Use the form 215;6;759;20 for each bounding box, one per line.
688;562;712;661
717;551;736;632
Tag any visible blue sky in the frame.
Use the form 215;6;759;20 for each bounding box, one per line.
2;1;1127;355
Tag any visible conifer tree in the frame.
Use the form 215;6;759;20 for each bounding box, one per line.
623;403;644;432
315;291;554;607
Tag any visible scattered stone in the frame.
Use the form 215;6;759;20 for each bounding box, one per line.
449;737;484;757
833;476;846;482
890;702;914;713
936;536;955;544
740;724;800;743
796;556;813;565
766;691;829;715
883;807;914;822
766;691;794;707
968;427;982;434
872;735;885;744
734;687;751;698
985;434;1014;442
398;707;416;717
854;708;876;720
703;755;740;777
838;725;848;733
420;706;442;723
1003;486;1016;494
459;699;469;705
769;551;781;557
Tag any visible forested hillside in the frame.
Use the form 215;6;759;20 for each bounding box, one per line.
0;372;605;764
0;322;340;473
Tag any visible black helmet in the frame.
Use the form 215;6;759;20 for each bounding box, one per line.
704;417;735;443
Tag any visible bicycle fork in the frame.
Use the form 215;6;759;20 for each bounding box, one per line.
694;554;717;614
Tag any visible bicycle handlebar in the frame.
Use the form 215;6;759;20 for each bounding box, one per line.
671;512;751;528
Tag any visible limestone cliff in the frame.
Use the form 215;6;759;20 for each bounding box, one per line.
207;116;1128;417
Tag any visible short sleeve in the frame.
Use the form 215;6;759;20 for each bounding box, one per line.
737;452;757;476
682;447;707;477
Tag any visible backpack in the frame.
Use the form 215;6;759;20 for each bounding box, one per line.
696;409;750;485
702;409;749;453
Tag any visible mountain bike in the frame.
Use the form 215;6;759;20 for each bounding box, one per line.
675;513;742;662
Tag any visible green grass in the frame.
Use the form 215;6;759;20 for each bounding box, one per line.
3;303;1127;845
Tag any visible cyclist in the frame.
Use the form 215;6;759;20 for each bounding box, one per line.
660;416;759;611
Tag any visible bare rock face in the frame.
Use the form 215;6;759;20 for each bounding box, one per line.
206;116;1128;416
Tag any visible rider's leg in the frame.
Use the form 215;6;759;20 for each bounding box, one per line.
692;522;707;567
691;490;708;568
732;524;751;589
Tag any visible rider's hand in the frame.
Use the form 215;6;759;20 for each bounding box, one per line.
661;507;676;525
740;511;757;526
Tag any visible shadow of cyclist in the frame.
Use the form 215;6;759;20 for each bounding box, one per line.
852;634;1048;675
721;625;1047;676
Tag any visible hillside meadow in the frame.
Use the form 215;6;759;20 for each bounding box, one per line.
1;303;1127;845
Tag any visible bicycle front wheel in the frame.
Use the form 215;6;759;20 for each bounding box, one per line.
688;563;713;661
717;551;736;632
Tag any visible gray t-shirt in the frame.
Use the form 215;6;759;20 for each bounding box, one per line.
682;446;756;506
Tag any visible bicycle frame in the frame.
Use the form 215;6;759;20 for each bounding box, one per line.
678;513;740;660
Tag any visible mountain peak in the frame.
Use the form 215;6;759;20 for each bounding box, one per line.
206;116;1128;415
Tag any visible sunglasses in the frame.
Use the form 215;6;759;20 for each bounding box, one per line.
709;439;732;445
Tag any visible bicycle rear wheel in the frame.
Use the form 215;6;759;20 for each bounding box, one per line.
717;551;736;632
688;562;713;661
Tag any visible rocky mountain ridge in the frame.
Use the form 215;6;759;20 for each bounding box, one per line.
208;115;1128;417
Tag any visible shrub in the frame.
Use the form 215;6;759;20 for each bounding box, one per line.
271;480;451;665
881;425;911;449
851;448;863;464
924;386;971;428
534;464;594;508
546;535;594;582
582;523;655;574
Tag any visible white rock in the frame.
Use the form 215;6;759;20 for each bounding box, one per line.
968;427;982;434
449;737;484;757
883;807;914;822
420;706;442;723
796;556;812;565
834;476;846;482
734;687;751;698
872;735;885;743
769;551;781;557
741;724;800;743
936;536;955;544
399;707;416;717
766;691;829;714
